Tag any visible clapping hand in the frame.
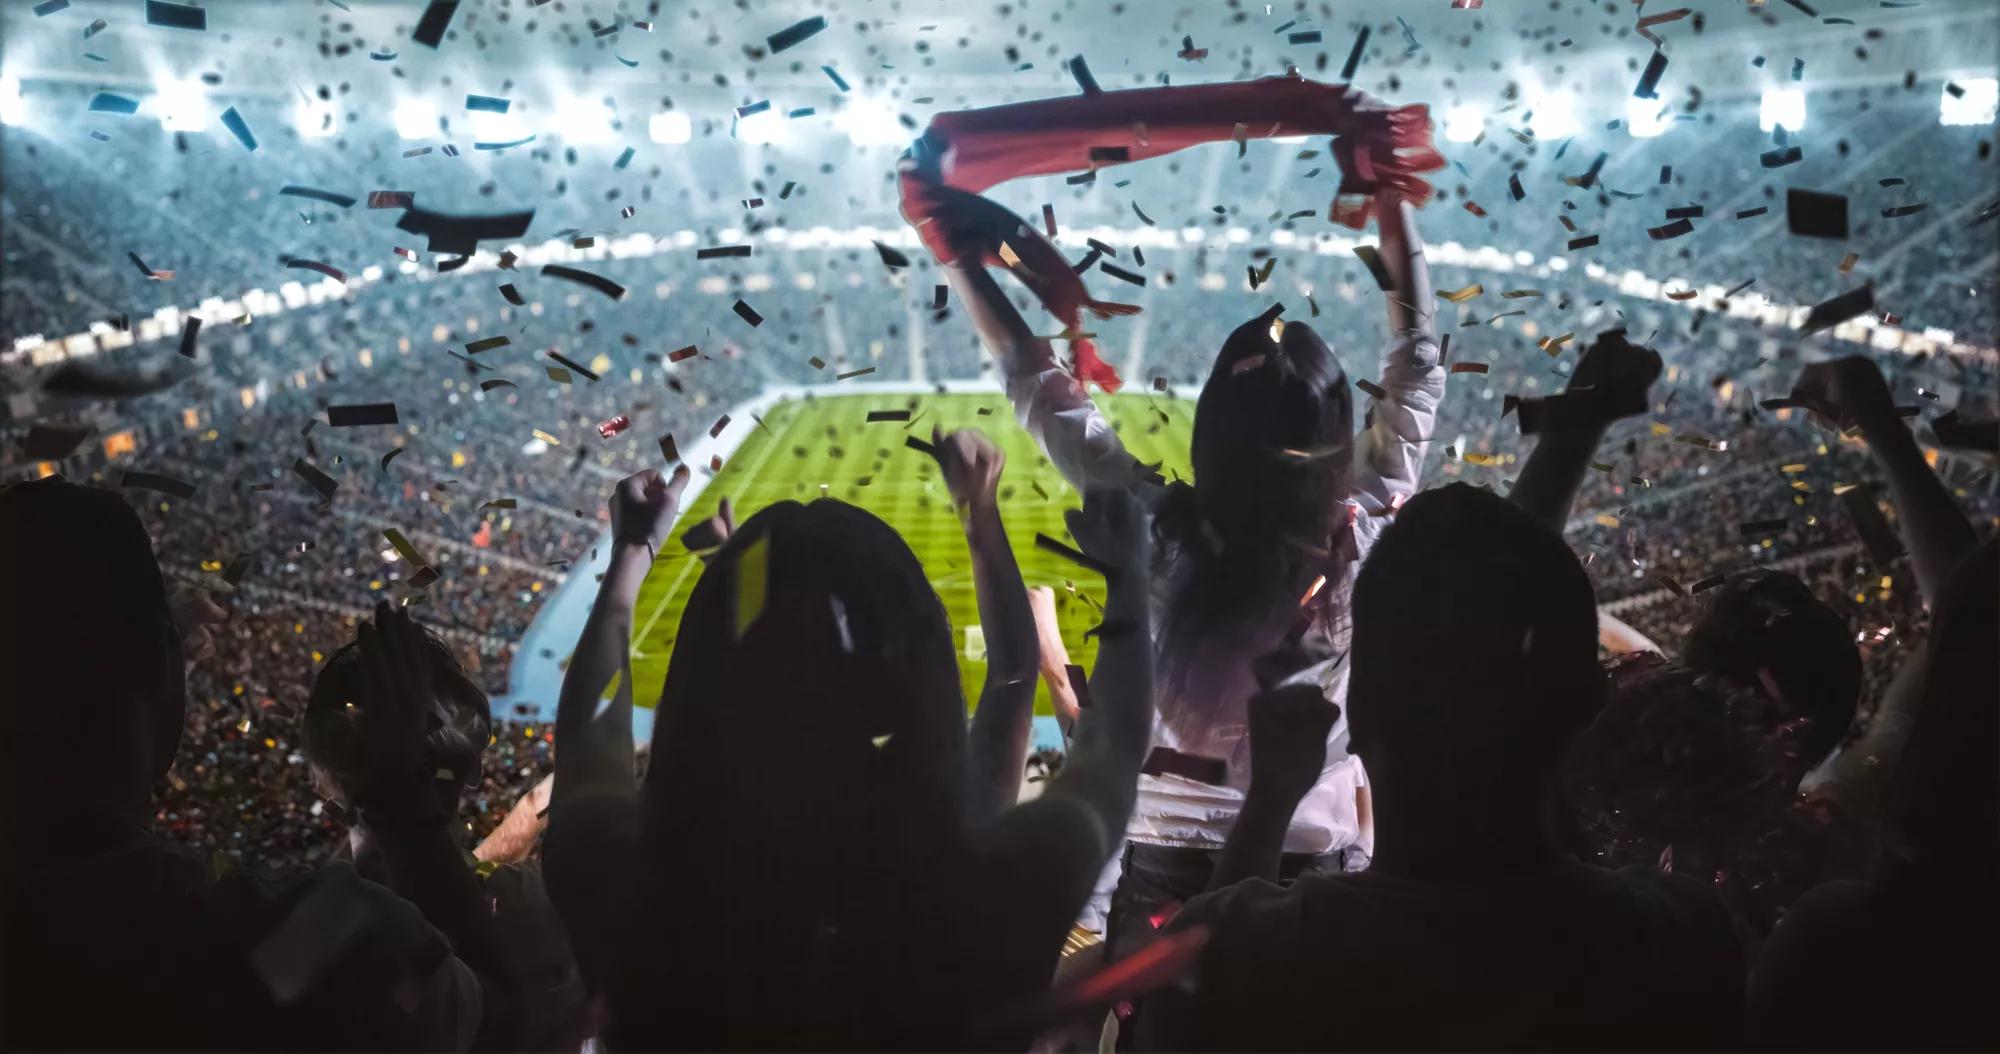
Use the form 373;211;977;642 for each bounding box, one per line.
1568;329;1664;424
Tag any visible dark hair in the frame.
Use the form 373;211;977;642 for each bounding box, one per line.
1563;654;1814;874
1348;483;1604;801
0;476;183;790
1683;570;1860;763
303;630;491;808
1153;311;1354;694
617;500;969;1046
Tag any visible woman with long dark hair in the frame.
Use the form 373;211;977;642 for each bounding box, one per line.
928;181;1444;960
543;442;1160;1048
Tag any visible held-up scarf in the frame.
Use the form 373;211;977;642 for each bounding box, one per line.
899;75;1445;392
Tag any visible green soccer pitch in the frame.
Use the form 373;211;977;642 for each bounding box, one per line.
626;390;1195;716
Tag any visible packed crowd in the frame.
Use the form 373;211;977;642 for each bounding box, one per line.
4;8;1998;1040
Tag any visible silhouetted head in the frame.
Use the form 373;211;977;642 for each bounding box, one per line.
1563;654;1812;874
1348;483;1603;871
1155;310;1354;690
1683;570;1860;767
621;499;968;1045
303;630;491;816
0;476;183;829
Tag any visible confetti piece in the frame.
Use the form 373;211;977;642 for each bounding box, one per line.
327;403;397;427
1449;362;1489;375
212;105;259;150
1567;235;1599;250
1508;172;1525;201
370;50;398;61
382;528;429;568
1666;288;1700;301
1647;217;1695;240
668;345;699;363
867;409;913;423
411;0;458;47
379;448;406;470
821;65;850;92
766;15;827;54
23;424;89;460
547;350;599;381
904;435;937;457
290;459;338;500
1034;532;1115;580
1101;262;1146;286
1675;434;1728;451
145;0;206;30
531;429;560;446
285;258;347;284
1837;252;1859;275
1352;245;1395;291
178;317;202;359
466;336;511;354
1339;26;1370;81
498;283;525;306
837;367;877;380
1634;50;1669;99
1786;188;1849;239
1131;202;1156;226
1800;286;1874;333
733;533;771;640
394;206;535;256
33;0;70;14
709;415;732;439
465;94;511;113
873;241;911;269
541;264;626;301
279;186;357;208
1440;284;1484;303
696;245;754;259
1736;206;1769;219
474;135;536;152
118;471;197;499
732;299;764;327
1068;55;1102;95
1881;203;1928;218
1760;146;1804;169
89;93;141;115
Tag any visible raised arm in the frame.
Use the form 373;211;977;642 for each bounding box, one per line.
1509;330;1662;531
551;466;689;812
932;427;1042;825
971;489;1155;940
1791;356;1979;606
1351;191;1446;516
1206;682;1340;892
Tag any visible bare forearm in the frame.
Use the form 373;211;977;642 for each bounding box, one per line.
1510;420;1609;532
943;262;1052;374
552;543;651;804
1858;414;1977;606
1375;192;1434;335
964;505;1041;820
1207;792;1296;892
1054;579;1153;832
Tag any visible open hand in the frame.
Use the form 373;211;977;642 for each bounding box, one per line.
932;426;1006;515
612;465;691;554
1791;355;1896;431
1246;683;1340;807
1569;329;1663;423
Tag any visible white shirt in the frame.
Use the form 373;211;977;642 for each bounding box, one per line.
1002;319;1443;866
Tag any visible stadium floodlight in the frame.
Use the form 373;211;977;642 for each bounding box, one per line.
1759;88;1806;132
556;95;616;144
649;110;692;144
735;107;787;144
393;98;438;139
469;107;529;142
154;77;208;131
0;75;23;127
1444;104;1485;143
1626;97;1670;138
834;99;905;146
1940;77;1998;126
294;96;338;138
1527;90;1579;139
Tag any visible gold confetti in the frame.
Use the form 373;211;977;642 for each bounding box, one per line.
734;532;770;640
1781;463;1808;473
1594;514;1620;528
1439;283;1485;303
532;428;561;445
871;733;894;749
1837;252;1859;276
1462;452;1504;467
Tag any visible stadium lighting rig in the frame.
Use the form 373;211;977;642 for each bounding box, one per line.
1759;88;1806;132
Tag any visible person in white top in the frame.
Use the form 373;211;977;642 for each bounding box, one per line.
932;185;1444;957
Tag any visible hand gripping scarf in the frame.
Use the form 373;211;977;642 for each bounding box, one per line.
898;75;1445;392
